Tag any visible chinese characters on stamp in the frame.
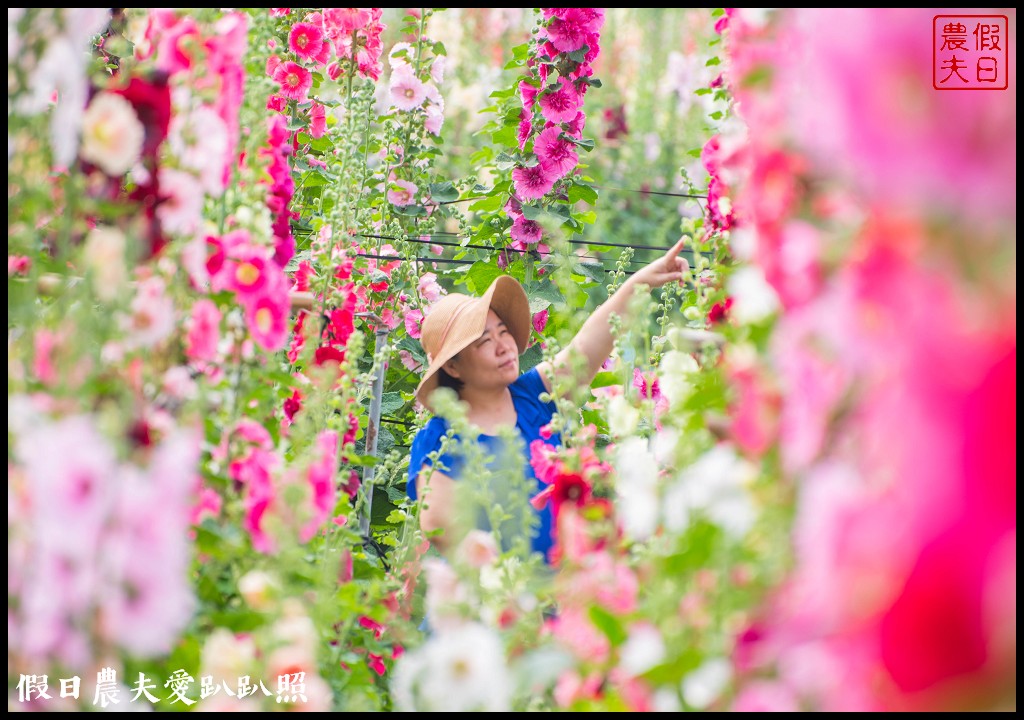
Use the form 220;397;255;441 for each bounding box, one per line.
934;15;1009;90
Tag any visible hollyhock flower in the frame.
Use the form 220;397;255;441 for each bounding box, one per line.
520;80;540;112
512;163;557;201
273;60;313;102
510;215;543;247
79;92;145;176
538;78;584;124
308;101;327;138
398;349;422;372
387;178;418;206
424;103;444;135
153;14;201;74
288;22;326;62
664;444;758;539
553;670;603;708
517;115;534;150
732;681;800;712
123;277;176;349
392;623;511;712
270;8;290;17
156;167;204;236
245;292;290;352
614;436;659;541
549;607;610;664
619;623;667;677
301;430;338;542
532;309;548;334
727;265;780;324
534;125;579;179
109;74;172;161
185;299;222;362
417;272;443;303
168;105;229;196
544;7;603;53
683;658;732;709
8;255;31;276
325;7;370;35
455;530;499;569
404;308;424;339
389;66;427;111
228;249;272;299
82;225;127;301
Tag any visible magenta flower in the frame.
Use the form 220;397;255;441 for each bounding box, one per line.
301;430;338;542
538;78;584;124
270;8;291;17
404;309;424;339
533;309;549;334
512;163;557;201
273;60;312;102
534;125;579;179
288;22;326;62
545;8;600;53
510;215;543;248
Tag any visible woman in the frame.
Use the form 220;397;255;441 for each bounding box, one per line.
407;239;689;560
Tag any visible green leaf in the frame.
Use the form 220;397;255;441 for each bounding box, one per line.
428;181;459;203
588;605;627;646
379;391;405;415
393;204;427;217
519;343;544;373
529;296;552;314
568;184;599;206
465;261;503;294
468;194;505;213
590;371;622;389
694;87;712;96
687;148;703;159
711;8;725;17
576;210;597;225
705;56;721;67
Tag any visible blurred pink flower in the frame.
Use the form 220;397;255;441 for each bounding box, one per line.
301;431;338;542
308;101;327;138
548;607;610;663
417;272;443;303
8;255;31;275
732;681;799;712
245;292;291;352
532;309;549;333
185;299;222;362
156;167;204;236
123;277;176;350
404;308;424;339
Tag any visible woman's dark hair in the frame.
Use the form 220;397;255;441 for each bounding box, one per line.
437;368;464;393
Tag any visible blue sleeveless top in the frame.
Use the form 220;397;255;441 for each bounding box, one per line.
406;368;560;561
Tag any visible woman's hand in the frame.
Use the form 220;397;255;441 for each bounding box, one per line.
630;237;690;290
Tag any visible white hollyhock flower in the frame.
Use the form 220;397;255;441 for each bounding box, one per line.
658;350;699;406
619;622;666;676
614;437;659;541
80;92;145;176
664;444;757;539
607;393;640;438
392;623;511;712
727;265;780;324
682;657;732;709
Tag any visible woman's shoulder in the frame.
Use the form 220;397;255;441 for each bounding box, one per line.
411;416;450;450
510;366;556;423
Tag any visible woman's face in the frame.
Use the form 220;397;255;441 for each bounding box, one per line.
444;309;520;390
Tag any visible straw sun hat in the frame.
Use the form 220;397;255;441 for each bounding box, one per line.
414;275;531;411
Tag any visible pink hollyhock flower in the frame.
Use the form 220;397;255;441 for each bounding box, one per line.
534;125;579;179
185;299;222;362
510;215;543;248
156;168;204;236
520;80;540;111
424;104;444;135
732;681;800;712
324;7;370;35
266;54;282;78
417;272;443;303
267;94;287;112
32;329;60;386
388;66;427;111
403;309;424;339
301;430;338;542
153;14;201;75
288;22;326;62
245;292;290;352
79;91;145;176
544;7;600;53
169;105;229;196
538;78;583;124
512;163;557;201
123;277;176;349
549;607;610;663
532;309;549;334
191;487;223;525
387;178;418;206
517;115;534;150
8;255;31;276
228;250;271;299
273;61;313;102
554;670;603;708
398;350;422;372
308;101;327;138
270;8;291;17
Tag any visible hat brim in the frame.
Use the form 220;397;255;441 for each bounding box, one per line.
414;275;531;412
